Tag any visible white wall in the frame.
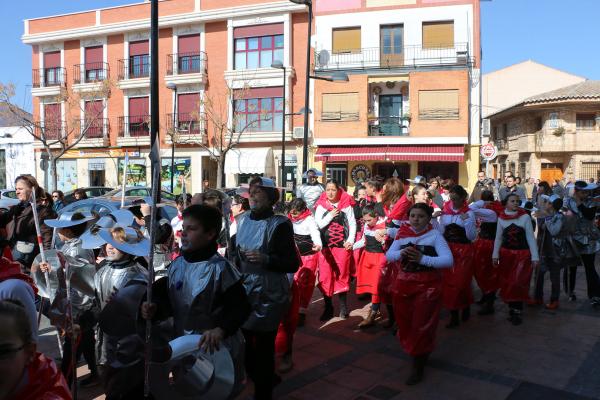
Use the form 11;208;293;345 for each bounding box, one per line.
0;126;36;189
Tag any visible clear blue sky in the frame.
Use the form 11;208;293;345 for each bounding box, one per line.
2;0;599;110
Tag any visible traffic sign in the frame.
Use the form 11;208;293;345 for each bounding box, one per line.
480;143;497;161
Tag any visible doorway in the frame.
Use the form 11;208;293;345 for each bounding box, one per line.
380;25;404;67
373;162;410;182
540;163;563;183
378;95;404;135
418;162;459;183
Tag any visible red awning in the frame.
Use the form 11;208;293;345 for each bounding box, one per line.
315;145;465;162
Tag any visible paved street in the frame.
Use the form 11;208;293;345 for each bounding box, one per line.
39;267;600;400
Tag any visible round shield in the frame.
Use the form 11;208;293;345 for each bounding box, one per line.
149;334;235;400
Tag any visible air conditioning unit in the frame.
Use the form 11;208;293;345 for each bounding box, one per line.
293;126;311;139
482;119;490;137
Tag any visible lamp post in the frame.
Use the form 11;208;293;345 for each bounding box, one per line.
271;60;288;188
166;82;177;193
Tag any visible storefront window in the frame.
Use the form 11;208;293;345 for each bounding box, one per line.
118;158;147;186
161;157;191;194
56;159;78;192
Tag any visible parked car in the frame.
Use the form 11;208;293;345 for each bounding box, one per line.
102;187;176;201
63;187;115;203
0;189;19;211
59;197;177;221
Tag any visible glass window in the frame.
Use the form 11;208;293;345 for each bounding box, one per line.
234;52;246;69
235;39;246;51
261;36;272;48
234;34;285;70
260;51;273;68
234;96;283;133
248;38;259;50
274;35;284;48
247;52;259;69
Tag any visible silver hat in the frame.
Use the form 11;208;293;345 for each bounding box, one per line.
80;210;135;249
97;227;150;257
149;334;235;400
303;168;323;178
408;175;427;185
44;212;95;228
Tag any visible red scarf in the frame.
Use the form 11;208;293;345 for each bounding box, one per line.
13;353;71;400
395;222;434;240
499;208;527;220
442;201;470;215
315;188;355;211
384;193;411;221
288;209;312;223
485;201;504;215
0;257;37;295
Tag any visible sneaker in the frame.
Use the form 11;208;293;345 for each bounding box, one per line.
545;301;559;310
590;297;600;306
79;373;100;387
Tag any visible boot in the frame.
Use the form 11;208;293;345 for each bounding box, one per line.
339;294;349;319
277;353;293;374
478;293;495;316
406;353;429;385
382;304;395;329
446;310;460;329
358;309;379;329
320;296;334;321
297;312;306;327
461;306;470;322
507;308;522;325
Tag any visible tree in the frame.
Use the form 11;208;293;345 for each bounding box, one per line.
0;80;112;191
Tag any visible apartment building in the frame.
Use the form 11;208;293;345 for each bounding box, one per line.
488;81;600;183
311;0;481;191
22;0;309;193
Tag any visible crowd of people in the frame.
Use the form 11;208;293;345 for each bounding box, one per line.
0;168;598;400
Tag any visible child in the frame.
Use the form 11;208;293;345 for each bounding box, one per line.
386;203;453;385
142;204;251;398
170;193;192;251
353;204;387;328
492;193;539;325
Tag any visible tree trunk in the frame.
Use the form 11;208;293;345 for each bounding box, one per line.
217;156;225;189
50;156;58;193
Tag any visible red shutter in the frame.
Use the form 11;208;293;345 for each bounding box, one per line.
44;103;60;122
85;100;103;118
84;46;103;67
177;93;200;118
129;40;149;56
233;23;284;38
43;51;61;68
178;34;200;54
234;87;283;100
129;97;149;118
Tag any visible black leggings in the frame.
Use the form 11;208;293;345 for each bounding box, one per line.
243;329;278;400
566;254;600;299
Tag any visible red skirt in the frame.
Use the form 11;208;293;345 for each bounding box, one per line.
472;238;498;294
294;253;319;311
275;280;300;355
378;261;400;305
442;242;474;310
498;247;533;303
356;251;386;302
318;246;351;297
392;270;443;356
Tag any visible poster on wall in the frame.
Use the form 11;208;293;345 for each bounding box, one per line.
118;158;147;186
161;158;191;194
57;160;78;192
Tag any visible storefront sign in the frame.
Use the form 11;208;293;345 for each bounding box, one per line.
161;158;191;194
351;164;371;184
480;143;497;161
118;158;147;186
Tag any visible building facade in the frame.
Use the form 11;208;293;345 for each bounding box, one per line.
22;0;310;193
310;0;482;191
0;105;36;189
487;81;600;183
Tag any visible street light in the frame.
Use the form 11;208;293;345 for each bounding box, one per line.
271;60;287;188
166;82;177;193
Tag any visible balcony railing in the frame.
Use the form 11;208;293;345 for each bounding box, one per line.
368;117;410;136
496;139;508;150
315;43;470;71
32;67;66;88
74;62;110;84
79;118;109;139
166;52;207;75
34;121;63;141
118;57;150;80
118;115;150;137
166;112;206;136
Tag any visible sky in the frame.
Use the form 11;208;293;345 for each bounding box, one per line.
1;0;599;111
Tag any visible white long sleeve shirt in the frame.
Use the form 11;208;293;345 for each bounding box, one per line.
291;215;322;248
468;200;499;223
492;211;539;261
386;226;453;269
437;209;477;242
315;203;357;245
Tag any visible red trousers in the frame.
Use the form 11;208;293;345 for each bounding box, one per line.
378;261;400;305
356;251;386;303
498;247;533;303
295;253;319;312
393;270;443;356
472;239;498;294
442;242;474;310
275;280;300;356
318;246;351;297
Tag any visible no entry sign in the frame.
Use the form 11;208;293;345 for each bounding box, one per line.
480;143;497;161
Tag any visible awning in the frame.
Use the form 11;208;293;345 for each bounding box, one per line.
315;145;465;162
224;147;274;174
368;75;409;84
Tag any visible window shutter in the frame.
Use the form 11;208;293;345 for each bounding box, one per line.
332;28;361;54
177;93;200;116
129;97;149;117
178;34;200;54
129;40;149;56
422;21;454;49
418;90;459;119
84;46;103;67
43;51;61;68
322;93;359;121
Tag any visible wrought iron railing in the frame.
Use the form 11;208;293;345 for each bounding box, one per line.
34;121;63;140
79;118;109;139
118;57;150;80
166;52;207;75
73;62;110;84
166;112;206;136
368;117;410;136
118;115;150;137
32;67;66;88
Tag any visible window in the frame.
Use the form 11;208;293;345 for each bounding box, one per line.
84;100;104;138
502;123;508;138
128;40;150;78
234;97;283;132
534;116;543;131
576;113;596;130
322;93;359;121
332;27;361;54
519;162;527;179
492;126;498;139
234;34;284;70
326;164;348;189
548;112;559;128
418;90;459;120
580;162;600;182
422;21;454;49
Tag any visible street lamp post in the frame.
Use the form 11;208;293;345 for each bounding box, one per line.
271;61;287;188
167;82;177;193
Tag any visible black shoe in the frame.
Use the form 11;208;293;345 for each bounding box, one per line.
80;373;100;387
297;313;306;327
445;311;460;329
320;306;334;321
461;307;470;322
405;354;428;385
568;294;577;302
477;303;495;316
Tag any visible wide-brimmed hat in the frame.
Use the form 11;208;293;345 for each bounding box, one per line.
541;194;561;203
97;226;150;257
574;180;598;191
519;200;538;213
303;168;323;178
407;175;427;186
149;334;235;400
44;212;95;228
80;210;135;249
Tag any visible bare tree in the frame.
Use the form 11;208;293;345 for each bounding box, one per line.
0;80;112;191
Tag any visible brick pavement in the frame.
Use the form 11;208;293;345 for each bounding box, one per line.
38;267;600;400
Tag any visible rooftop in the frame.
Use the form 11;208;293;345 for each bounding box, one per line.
0;102;32;127
524;80;600;104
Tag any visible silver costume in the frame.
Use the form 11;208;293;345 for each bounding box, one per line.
60;238;97;315
296;182;325;212
235;213;290;332
564;197;600;254
140;218;172;276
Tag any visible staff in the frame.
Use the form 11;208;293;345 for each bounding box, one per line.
121;151;129;208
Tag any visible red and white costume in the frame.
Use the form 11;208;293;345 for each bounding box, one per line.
315;190;356;296
353;217;386;303
469;200;503;295
386;223;453;356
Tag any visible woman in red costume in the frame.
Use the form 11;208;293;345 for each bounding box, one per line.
0;299;71;400
493;193;539;325
386;203;453;385
315;180;356;320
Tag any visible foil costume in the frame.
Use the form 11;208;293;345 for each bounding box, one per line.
296;182;325;212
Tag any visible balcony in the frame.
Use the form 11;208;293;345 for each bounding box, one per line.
31;68;66;97
117;115;150;146
33;121;63;148
314;43;471;72
75;118;110;147
165;112;207;145
73;62;110;85
165;52;208;86
368;117;409;136
117;57;150;89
